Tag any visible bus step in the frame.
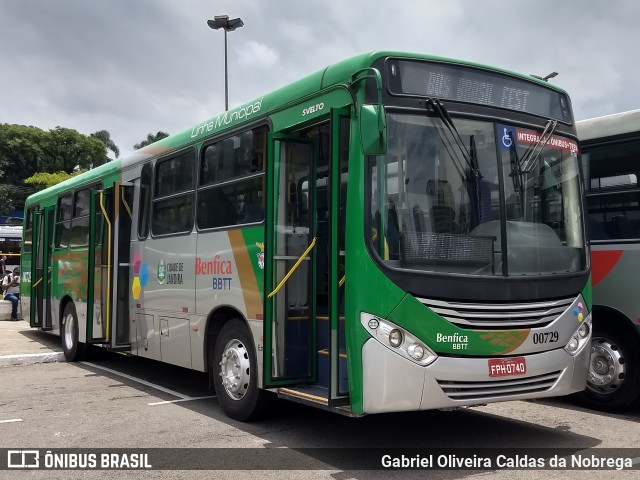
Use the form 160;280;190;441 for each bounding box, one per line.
317;349;349;392
277;387;359;417
107;345;131;352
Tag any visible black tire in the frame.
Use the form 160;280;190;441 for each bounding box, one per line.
211;318;266;421
577;325;640;412
61;302;85;362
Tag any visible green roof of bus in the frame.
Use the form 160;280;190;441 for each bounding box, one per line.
25;51;568;207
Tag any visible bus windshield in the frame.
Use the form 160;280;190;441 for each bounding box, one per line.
369;113;586;276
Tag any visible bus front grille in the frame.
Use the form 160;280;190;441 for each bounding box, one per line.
418;296;575;329
437;371;562;401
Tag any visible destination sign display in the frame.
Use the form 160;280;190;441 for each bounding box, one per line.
388;59;572;123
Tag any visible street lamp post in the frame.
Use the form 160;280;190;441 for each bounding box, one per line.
207;15;244;111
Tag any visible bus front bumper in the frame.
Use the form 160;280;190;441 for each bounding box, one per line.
361;338;590;414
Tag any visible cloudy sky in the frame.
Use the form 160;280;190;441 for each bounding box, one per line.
1;0;638;158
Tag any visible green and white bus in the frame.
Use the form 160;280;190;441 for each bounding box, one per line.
21;51;591;421
578;109;640;411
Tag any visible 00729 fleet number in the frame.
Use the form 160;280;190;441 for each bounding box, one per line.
532;331;559;344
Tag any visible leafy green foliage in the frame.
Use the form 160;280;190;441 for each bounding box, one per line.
24;170;87;191
0;124;46;185
134;131;169;150
0;123;109;213
0;184;19;216
90;130;120;159
43;127;107;172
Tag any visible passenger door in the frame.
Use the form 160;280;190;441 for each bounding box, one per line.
264;134;317;385
29;206;55;329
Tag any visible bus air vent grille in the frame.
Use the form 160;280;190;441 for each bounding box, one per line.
437;371;562;401
418;296;575;329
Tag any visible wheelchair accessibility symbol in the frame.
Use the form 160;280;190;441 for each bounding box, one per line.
501;128;514;148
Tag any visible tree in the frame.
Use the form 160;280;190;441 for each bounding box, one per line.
24;171;86;191
0;124;109;216
0;185;18;216
0;124;46;185
43;127;107;172
134;131;169;150
90;130;120;159
0;124;107;179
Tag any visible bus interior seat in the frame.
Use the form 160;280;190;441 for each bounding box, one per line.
431;205;456;233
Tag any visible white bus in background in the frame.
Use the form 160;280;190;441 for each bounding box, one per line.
578;109;640;411
0;224;22;273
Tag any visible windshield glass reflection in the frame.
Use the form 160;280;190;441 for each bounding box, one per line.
369;113;586;276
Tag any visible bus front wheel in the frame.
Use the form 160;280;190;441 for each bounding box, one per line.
579;326;640;412
61;302;85;362
212;319;265;421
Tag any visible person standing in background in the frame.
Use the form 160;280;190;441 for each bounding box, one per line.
2;267;20;320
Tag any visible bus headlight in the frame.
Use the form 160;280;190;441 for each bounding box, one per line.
360;312;437;366
577;322;590;339
389;329;403;348
408;344;425;360
566;336;579;353
564;312;592;356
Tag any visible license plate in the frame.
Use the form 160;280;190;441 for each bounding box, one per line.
488;357;526;377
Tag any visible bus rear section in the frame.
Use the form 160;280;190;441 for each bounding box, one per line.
578;109;640;411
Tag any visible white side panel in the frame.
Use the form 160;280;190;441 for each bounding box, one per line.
159;315;192;368
136;313;160;361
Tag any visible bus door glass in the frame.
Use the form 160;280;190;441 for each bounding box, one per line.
29;206;54;329
331;109;350;402
265;135;317;384
113;183;133;347
43;207;55;328
87;189;109;343
29;209;44;328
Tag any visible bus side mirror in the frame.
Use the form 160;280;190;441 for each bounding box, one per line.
360;104;387;156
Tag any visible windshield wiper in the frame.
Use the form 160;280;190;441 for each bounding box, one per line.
425;98;476;176
425;98;484;216
519;119;558;173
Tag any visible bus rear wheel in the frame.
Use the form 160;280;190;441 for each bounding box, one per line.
61;302;85;362
578;326;640;412
212;319;265;421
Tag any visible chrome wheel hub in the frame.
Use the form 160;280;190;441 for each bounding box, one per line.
587;337;625;394
219;339;251;401
63;313;75;351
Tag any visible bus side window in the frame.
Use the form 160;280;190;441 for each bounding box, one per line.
138;163;152;239
55;194;73;249
152;150;195;236
197;125;267;230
